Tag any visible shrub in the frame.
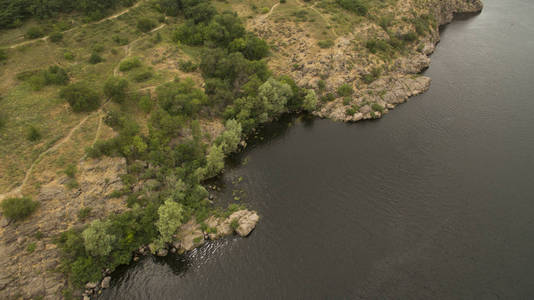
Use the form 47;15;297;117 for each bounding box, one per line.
49;32;63;43
401;32;417;42
156;199;184;243
27;126;41;141
0;49;7;62
337;83;353;97
230;218;239;231
345;107;357;116
302;89;318;112
137;18;156;33
119;57;141;72
88;52;102;64
64;51;75;60
0;113;6;129
178;60;198;73
0;197;39;221
112;35;129;45
104;77;129;103
60;82;101;112
371;103;384;113
317;40;334;49
138;95;152;113
27;242;36;253
26;27;44;39
82;220;116;257
133;70;153;82
336;0;368;16
44;66;69;85
362;67;382;84
64;164;77;178
78;207;92;221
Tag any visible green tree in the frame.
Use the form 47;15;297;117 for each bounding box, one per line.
104;77;129;103
302;89;318;112
258;77;293;118
219;119;242;155
82;220;116;257
204;144;224;179
60;82;100;112
156;199;184;243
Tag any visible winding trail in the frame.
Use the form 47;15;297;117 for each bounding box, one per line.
8;0;144;49
0;113;91;200
261;3;280;20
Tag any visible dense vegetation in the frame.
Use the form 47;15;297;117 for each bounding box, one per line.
53;0;318;289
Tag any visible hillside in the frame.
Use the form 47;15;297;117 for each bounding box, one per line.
0;0;482;299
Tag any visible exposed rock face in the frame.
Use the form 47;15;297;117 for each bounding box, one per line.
171;210;260;253
0;157;127;300
248;0;483;123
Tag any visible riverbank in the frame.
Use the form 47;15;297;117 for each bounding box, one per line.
0;1;483;299
249;0;483;122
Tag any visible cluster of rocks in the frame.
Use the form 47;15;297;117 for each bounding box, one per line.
0;157;127;300
133;209;260;260
82;275;111;300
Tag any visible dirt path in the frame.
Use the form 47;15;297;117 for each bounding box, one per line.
0;113;91;200
8;0;144;49
261;2;280;20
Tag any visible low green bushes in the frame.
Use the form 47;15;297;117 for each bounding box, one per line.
137;18;156;33
27;126;41;141
60;82;101;112
336;0;368;16
337;83;353;97
18;66;69;91
25;27;44;39
317;40;334;49
119;57;142;72
104;77;129;103
0;197;39;221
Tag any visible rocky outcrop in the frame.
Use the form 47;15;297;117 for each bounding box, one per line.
248;0;482;123
0;157;127;300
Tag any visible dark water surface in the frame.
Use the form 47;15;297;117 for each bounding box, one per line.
101;0;534;298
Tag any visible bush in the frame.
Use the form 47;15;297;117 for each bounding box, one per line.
27;126;41;141
104;77;129;103
64;51;75;60
26;27;44;39
362;67;382;84
49;32;63;43
317;40;334;49
336;0;368;16
337;83;353;97
133;70;153;82
119;57;141;72
401;32;417;42
88;52;103;64
44;66;69;85
78;207;92;221
0;197;39;221
137;18;156;33
0;113;6;129
178;60;198;73
60;82;101;112
64;164;77;178
0;49;7;62
371;103;384;113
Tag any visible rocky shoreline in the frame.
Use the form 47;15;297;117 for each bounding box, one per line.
0;1;482;299
249;0;483;123
81;210;260;300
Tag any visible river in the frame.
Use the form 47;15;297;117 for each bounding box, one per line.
100;0;534;298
